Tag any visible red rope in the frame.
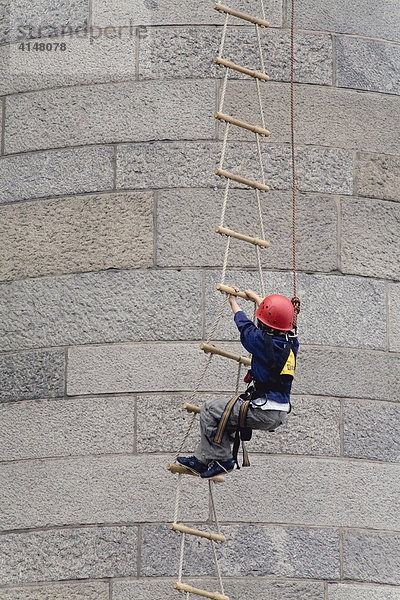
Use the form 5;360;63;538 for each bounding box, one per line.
290;0;300;328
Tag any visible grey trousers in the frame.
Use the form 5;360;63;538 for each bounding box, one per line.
194;395;288;464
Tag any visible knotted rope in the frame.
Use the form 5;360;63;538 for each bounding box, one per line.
290;0;300;331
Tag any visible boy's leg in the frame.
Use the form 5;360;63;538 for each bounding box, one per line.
194;396;240;464
245;407;288;431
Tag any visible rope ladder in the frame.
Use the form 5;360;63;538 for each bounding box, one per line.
167;1;299;597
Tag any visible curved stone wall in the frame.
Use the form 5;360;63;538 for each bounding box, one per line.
1;1;399;599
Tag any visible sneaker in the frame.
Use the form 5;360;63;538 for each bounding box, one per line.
200;458;236;478
177;455;208;474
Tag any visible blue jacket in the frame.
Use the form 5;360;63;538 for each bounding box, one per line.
234;310;299;404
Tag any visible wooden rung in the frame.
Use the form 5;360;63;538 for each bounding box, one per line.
215;112;270;137
216;283;255;300
183;402;201;414
200;342;251;367
214;57;270;82
216;225;270;248
174;582;229;600
215;168;270;192
170;523;226;542
214;2;270;27
167;463;225;483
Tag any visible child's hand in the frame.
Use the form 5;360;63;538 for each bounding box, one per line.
244;289;263;305
228;286;240;306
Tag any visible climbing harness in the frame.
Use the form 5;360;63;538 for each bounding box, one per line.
167;2;301;598
214;393;241;445
232;395;252;468
229;330;298;469
213;391;252;468
257;333;297;394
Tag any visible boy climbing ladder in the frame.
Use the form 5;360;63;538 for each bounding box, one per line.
178;288;299;478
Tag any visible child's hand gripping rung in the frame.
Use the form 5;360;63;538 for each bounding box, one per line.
216;283;255;300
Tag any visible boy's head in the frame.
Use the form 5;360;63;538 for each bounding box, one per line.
255;294;294;332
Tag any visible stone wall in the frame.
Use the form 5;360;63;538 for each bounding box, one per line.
0;1;399;599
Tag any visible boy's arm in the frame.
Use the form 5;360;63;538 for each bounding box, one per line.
228;287;261;354
229;292;241;315
228;287;263;314
243;289;263;306
234;310;261;354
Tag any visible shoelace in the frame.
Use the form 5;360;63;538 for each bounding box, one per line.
210;461;232;473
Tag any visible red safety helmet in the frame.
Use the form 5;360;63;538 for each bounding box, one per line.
255;294;295;331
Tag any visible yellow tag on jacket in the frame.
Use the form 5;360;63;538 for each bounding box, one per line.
280;349;296;377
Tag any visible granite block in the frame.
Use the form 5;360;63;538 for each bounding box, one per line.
0;582;109;600
355;153;400;202
67;342;244;396
0;350;65;403
0;98;2;151
136;394;341;457
336;37;400;95
216;456;400;530
136;393;206;453
0;191;154;281
0;396;135;461
4;80;215;154
0;455;208;531
1;270;202;352
113;578;325;600
0;147;114;205
249;395;341;457
295;347;400;402
0;34;136;96
142;523;340;579
286;0;400;42
344;400;400;462
343;530;400;585
341;197;400;279
0;0;88;45
0;526;137;585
